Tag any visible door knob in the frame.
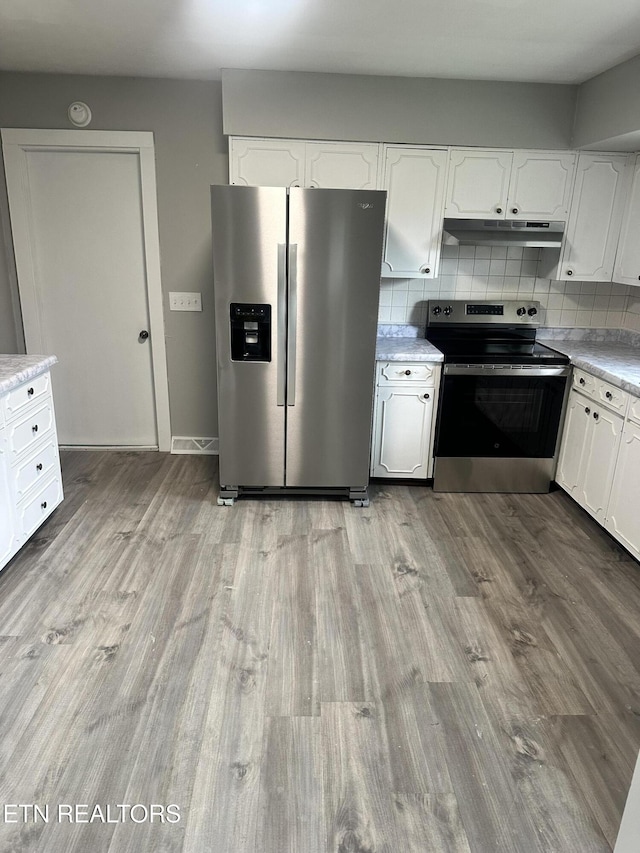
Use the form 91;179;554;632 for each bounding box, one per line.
139;330;149;341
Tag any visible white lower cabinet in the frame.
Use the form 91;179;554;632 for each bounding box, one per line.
1;369;63;572
605;420;640;561
557;369;640;562
371;362;440;479
0;431;18;565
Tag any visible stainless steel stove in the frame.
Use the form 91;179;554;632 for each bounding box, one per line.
425;300;570;493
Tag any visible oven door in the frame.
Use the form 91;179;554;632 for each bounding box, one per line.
434;365;570;492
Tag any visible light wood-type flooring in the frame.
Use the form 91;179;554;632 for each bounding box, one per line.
0;450;639;852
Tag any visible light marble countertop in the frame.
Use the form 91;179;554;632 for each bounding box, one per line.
0;355;58;395
538;339;640;397
376;337;444;362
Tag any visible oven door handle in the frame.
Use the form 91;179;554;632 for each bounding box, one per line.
444;365;571;377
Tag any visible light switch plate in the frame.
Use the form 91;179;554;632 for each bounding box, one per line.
169;292;202;311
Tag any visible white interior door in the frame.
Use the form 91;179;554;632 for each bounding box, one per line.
2;130;170;449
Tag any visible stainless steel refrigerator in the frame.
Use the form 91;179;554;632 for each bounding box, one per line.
211;185;386;505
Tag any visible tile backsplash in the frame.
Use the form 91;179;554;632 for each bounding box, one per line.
379;244;636;331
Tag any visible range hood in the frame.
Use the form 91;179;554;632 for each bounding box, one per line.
443;218;565;248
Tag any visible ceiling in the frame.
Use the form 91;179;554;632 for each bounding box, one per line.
2;0;640;86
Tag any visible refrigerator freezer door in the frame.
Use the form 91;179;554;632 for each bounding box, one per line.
286;188;386;488
211;185;287;487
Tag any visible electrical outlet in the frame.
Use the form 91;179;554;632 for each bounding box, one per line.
169;292;202;312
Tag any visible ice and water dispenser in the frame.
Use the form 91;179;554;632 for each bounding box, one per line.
229;303;271;362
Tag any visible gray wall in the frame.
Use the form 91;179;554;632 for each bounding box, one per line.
572;55;640;151
222;69;578;149
0;71;228;437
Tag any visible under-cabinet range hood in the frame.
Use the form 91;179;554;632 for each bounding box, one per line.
443;218;565;248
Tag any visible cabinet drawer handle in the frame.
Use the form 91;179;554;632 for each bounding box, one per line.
423;393;430;400
512;207;519;214
496;207;503;214
593;412;599;420
36;463;43;471
585;407;590;414
32;424;38;433
579;377;585;385
404;370;411;376
605;391;612;400
41;501;47;510
27;387;34;396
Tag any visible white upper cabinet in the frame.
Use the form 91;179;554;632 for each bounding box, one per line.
507;151;576;220
381;146;448;278
305;142;379;189
445;149;512;219
613;154;640;287
229;137;380;189
544;152;629;282
230;138;305;187
445;148;576;220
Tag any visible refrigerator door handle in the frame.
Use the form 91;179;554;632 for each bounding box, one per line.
287;243;298;406
277;243;287;406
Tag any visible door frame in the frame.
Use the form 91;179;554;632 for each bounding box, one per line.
1;128;171;451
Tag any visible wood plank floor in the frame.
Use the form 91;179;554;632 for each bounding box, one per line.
0;450;638;852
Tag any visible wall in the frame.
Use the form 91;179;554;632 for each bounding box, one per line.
222;69;577;150
380;246;631;330
626;289;640;333
0;71;228;437
573;55;640;151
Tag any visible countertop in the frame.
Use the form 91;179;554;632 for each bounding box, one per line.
538;339;640;398
0;355;58;395
375;337;444;362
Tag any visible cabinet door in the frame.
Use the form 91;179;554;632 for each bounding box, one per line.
507;151;576;220
558;153;628;282
382;147;447;277
305;142;379;189
605;420;640;560
556;390;591;496
613;154;640;287
229;138;305;187
371;385;433;478
579;407;623;523
444;149;512;219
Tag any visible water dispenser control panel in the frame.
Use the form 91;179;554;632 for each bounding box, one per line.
230;303;271;362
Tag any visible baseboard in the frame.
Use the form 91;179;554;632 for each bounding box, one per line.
171;436;219;455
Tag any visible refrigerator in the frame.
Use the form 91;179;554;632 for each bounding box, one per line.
211;185;387;505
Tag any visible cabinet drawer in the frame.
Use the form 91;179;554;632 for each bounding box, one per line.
3;372;51;421
6;401;54;461
378;362;437;386
13;439;60;502
628;395;640;425
16;475;63;541
572;369;597;398
594;377;628;415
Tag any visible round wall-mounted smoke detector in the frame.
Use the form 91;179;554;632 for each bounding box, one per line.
68;101;92;127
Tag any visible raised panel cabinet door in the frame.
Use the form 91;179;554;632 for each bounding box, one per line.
444;149;513;219
371;385;433;478
559;153;628;282
507;151;576;219
605;420;640;560
580;406;623;523
613;155;640;287
305;142;379;189
556;390;591;496
229;138;305;187
382;147;448;277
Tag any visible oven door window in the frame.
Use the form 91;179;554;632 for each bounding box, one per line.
436;374;567;458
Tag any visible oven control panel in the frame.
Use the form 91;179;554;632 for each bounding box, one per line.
426;300;541;325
